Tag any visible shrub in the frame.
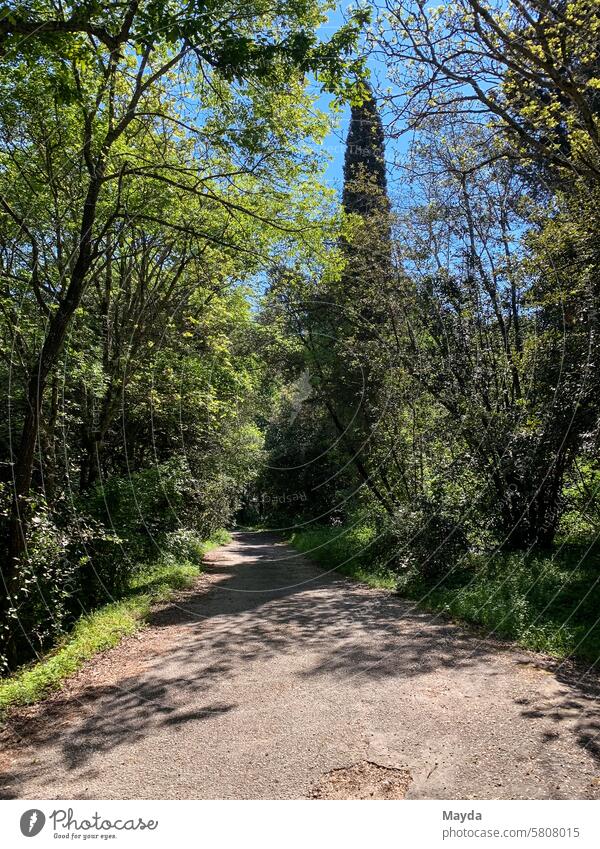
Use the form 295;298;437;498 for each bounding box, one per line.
388;499;469;580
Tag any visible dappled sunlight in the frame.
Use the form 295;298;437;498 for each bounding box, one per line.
2;533;598;800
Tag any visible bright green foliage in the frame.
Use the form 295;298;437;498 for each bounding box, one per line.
400;548;600;663
290;525;398;590
0;0;363;672
3;0;600;682
0;1;368;94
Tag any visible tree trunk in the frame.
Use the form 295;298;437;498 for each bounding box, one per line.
2;174;103;670
500;463;566;551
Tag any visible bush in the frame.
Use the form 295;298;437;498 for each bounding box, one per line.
0;493;108;676
293;514;600;663
405;548;600;662
387;499;469;580
160;528;231;566
0;456;234;674
79;462;194;604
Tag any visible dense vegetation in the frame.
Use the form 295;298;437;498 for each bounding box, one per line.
256;1;600;661
0;0;364;673
1;0;599;679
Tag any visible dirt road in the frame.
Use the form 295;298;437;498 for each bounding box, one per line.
1;531;599;799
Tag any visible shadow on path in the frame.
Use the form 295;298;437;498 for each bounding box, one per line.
1;531;599;799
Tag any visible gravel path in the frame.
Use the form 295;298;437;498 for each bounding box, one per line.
1;531;599;799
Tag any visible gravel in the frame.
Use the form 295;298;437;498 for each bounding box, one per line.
1;531;599;799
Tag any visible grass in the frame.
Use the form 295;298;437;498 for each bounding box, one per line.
289;525;397;590
290;524;600;664
405;548;600;664
0;529;230;718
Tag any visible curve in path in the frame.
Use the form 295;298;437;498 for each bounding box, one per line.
1;531;599;799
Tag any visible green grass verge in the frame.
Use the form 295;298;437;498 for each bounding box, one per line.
0;530;231;718
290;524;600;664
403;548;600;664
289;525;397;590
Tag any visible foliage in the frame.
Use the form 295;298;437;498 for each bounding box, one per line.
292;521;600;662
3;0;600;679
0;529;229;717
400;546;600;663
377;0;600;181
261;0;600;671
0;0;362;671
342;83;389;215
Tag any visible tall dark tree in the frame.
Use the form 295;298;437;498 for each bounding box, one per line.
340;84;393;315
342;86;389;217
297;85;397;516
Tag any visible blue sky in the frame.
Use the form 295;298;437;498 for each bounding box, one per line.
314;3;405;194
313;3;352;191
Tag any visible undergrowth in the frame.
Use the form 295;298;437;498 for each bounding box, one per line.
0;530;230;717
290;525;600;664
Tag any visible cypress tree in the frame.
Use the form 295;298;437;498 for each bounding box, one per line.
340;84;392;319
342;85;389;218
297;85;397;517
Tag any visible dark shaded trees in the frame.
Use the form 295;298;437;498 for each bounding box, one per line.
298;85;398;516
394;125;595;549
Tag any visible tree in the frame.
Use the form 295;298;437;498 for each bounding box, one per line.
394;123;590;547
377;0;600;181
296;85;398;516
373;0;600;547
0;0;367;669
343;86;389;215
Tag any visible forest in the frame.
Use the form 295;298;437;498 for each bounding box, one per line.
0;0;599;685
